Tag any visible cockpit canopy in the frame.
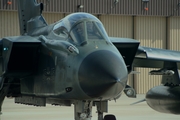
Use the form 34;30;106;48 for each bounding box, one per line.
53;12;109;45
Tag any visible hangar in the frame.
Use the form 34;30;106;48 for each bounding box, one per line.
0;0;180;93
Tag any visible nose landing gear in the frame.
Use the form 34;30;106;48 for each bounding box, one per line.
74;100;117;120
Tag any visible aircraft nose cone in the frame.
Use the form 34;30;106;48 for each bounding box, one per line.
78;50;128;99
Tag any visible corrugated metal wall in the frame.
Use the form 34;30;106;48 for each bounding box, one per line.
168;17;180;51
99;15;133;38
1;0;180;16
0;11;19;38
134;16;166;93
39;0;180;16
43;13;65;24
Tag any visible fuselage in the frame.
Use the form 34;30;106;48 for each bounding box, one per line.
27;13;128;101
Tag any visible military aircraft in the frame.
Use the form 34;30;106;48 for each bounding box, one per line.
0;0;180;120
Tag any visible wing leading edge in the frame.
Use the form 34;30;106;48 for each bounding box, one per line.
110;37;180;69
134;46;180;69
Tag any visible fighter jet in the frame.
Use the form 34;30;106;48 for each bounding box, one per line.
0;0;180;120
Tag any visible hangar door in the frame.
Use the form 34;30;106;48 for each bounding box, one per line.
168;17;180;51
0;11;19;38
134;16;166;94
99;15;133;38
43;13;64;24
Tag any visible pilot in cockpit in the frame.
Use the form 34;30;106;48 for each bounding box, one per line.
86;21;102;39
74;22;85;42
72;21;103;43
76;23;83;35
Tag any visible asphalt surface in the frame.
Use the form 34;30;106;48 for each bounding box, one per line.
1;94;179;120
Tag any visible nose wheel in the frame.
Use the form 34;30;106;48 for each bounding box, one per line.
74;100;117;120
95;101;116;120
104;114;117;120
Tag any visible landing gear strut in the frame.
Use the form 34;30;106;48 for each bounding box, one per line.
74;100;116;120
0;76;9;114
95;101;116;120
74;100;93;120
0;85;9;114
95;101;107;120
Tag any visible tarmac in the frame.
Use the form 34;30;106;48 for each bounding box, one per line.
0;94;179;120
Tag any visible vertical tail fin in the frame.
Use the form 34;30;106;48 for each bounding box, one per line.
17;0;47;35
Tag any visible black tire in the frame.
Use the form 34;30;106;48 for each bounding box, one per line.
104;114;116;120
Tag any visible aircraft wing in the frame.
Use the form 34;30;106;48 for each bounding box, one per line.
134;46;180;69
110;37;180;69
